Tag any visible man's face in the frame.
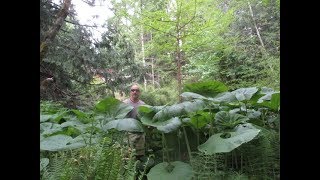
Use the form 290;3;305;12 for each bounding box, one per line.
130;85;141;99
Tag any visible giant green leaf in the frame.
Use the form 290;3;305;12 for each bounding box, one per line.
61;120;88;133
153;99;205;122
258;93;280;111
234;123;258;133
50;111;69;124
103;118;144;132
40;134;86;151
257;87;279;103
189;111;211;129
140;116;155;126
115;103;135;119
40;114;53;122
141;117;181;133
70;109;91;123
95;97;121;113
40;158;49;171
138;105;157;119
180;92;207;101
40;122;62;136
212;92;237;103
198;129;260;154
231;87;259;101
215;111;249;129
155;117;181;133
229;108;261;119
183;81;229;97
147;161;193;180
95;97;134;119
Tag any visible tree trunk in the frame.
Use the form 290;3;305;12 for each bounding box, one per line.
140;0;147;91
40;0;72;62
151;57;155;88
176;34;182;102
248;1;274;72
247;1;265;50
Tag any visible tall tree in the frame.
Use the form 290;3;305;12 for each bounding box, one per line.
40;0;72;62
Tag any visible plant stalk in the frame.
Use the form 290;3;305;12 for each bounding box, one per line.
182;126;192;161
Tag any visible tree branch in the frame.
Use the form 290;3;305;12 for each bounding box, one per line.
64;19;98;27
41;0;72;62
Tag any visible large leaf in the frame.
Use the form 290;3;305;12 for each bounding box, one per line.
141;117;182;133
95;97;134;119
75;133;100;145
137;105;160;119
95;97;121;113
48;111;69;124
115;103;134;119
183;81;229;97
231;87;259;101
40;114;53;122
156;117;181;133
70;109;91;123
180;92;207;101
229;108;261;119
147;161;193;180
189;111;211;129
215;111;249;129
258;93;280;111
40;122;63;136
257;87;279;103
234;123;258;133
61;120;88;133
40;158;49;171
40;134;86;151
153;99;205;122
198;128;260;154
103;118;144;132
212;92;237;103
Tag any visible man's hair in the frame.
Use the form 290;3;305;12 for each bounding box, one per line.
131;83;140;88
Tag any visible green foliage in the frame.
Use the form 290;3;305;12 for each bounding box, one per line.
40;158;50;172
190;152;228;179
136;82;279;178
40;100;67;114
120;149;139;180
142;117;182;133
257;93;280;111
95;18;145;92
237;126;280;179
103;118;144;133
41;137;125;180
94;142;123;180
147;161;194;180
189;111;211;129
215;0;280;90
183;81;229;97
40;134;86;151
198;128;260;154
215;111;250;130
140;85;178;106
152;100;206;122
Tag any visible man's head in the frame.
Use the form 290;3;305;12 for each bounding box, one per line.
130;84;141;102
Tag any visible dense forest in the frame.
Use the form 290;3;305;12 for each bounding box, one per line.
40;0;280;179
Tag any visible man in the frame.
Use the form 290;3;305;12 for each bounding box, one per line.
123;84;145;119
123;84;146;158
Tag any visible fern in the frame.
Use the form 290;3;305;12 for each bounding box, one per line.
41;152;72;180
120;148;138;180
238;128;279;179
190;152;226;179
93;138;123;180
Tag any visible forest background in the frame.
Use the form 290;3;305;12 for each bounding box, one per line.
40;0;280;179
